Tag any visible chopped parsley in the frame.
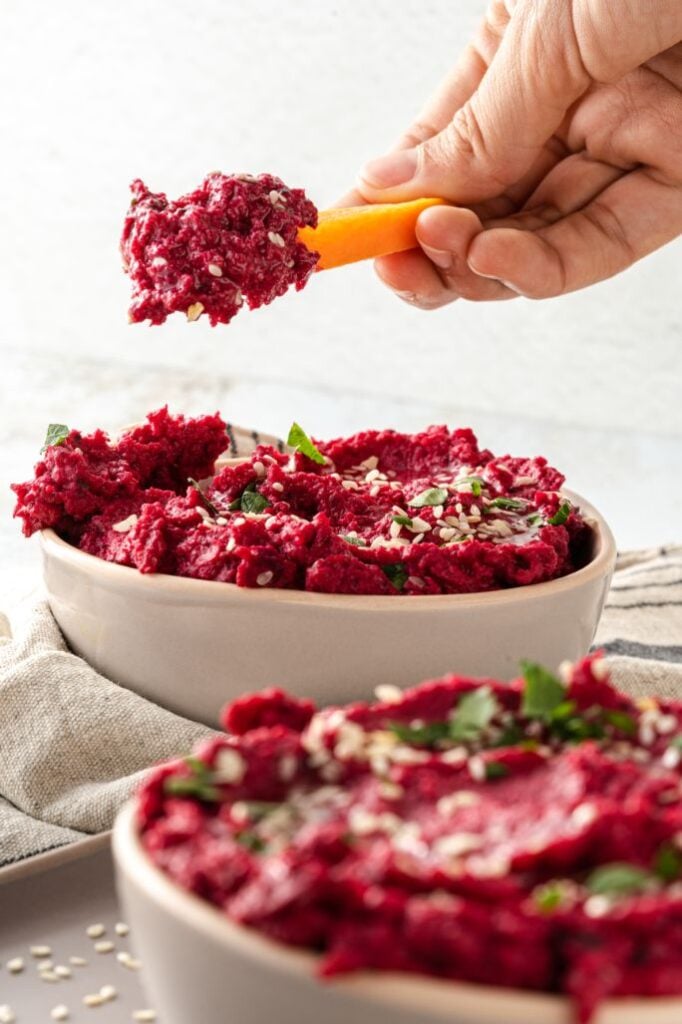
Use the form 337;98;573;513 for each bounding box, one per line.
408;487;448;508
484;761;509;780
449;686;499;742
41;423;70;453
586;863;653;898
487;497;525;511
392;514;414;527
381;562;408;591
235;832;266;853
521;662;567;720
654;843;682;883
548;502;571;526
454;475;485;497
603;709;637;736
287;422;325;465
533;882;566;914
389;686;499;747
164;757;220;802
343;535;366;547
229;482;270;514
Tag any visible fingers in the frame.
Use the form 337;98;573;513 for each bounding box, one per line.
468;168;682;297
375;205;517;307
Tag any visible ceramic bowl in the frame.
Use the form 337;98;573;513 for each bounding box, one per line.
112;802;681;1024
40;487;615;726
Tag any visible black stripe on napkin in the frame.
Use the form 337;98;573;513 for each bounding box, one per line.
596;639;682;664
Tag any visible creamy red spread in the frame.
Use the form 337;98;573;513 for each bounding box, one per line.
121;173;319;325
138;657;682;1022
12;410;593;595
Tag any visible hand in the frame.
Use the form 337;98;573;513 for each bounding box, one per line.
351;0;682;306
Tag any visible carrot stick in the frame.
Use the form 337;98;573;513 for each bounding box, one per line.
297;197;446;270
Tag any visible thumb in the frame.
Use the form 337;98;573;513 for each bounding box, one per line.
356;0;678;206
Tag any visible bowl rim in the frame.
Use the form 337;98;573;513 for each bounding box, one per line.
112;801;681;1022
39;487;616;609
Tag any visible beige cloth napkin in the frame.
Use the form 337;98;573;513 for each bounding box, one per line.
0;545;680;867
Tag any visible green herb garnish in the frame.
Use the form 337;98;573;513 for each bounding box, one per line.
527;514;542;526
654;843;682;883
533;882;566;914
389;720;451;746
407;487;448;509
604;710;637;736
484;761;509;780
487;497;525;511
548;502;571;526
188;477;222;517
586;863;653;897
392;514;414;527
164;757;221;802
449;686;499;742
521;662;567;720
229;482;270;514
41;423;70;453
287;422;325;465
381;563;408;591
343;535;366;547
236;832;266;853
454;475;485;497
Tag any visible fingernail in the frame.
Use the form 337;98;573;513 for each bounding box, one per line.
421;245;453;272
394;290;418;304
360;149;418;189
468;260;523;294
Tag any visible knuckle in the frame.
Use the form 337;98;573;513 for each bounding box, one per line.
399;119;440;150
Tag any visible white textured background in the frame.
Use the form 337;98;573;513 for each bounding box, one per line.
1;0;681;602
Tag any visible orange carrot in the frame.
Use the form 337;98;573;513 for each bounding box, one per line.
297;197;446;270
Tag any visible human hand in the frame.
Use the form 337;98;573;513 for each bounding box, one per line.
351;0;682;306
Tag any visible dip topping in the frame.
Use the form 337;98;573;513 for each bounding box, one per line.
121;173;319;326
139;657;682;1022
12;410;592;595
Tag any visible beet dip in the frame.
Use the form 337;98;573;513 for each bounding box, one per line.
12;409;594;596
121;173;319;325
138;656;682;1022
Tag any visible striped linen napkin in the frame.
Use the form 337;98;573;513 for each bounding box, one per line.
0;545;679;866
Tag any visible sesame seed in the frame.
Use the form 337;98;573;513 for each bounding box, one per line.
657;714;678;734
186;301;204;322
468;756;486;782
207;263;223;277
584;895;611;918
6;959;24;973
99;985;117;1001
41;971;60;982
82;993;105;1007
150;256;167;268
271;481;284;492
51;1006;69;1021
225;536;236;552
116;952;142;970
436;791;481;815
558;660;573;684
570;802;597;828
256;570;274;587
662;747;681;770
267;231;285;248
432;505;444;520
215;516;227;526
30;945;52;957
69;957;87;967
408;575;425;588
278;753;298;782
269;189;285;205
132;1011;157;1022
37;960;54;971
0;1006;15;1024
86;924;105;939
374;684;403;704
94;941;114;954
213;746;246;784
433;832;484;858
54;965;72;979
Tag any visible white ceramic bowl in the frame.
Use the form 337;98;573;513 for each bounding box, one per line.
40;488;615;726
112;802;681;1024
